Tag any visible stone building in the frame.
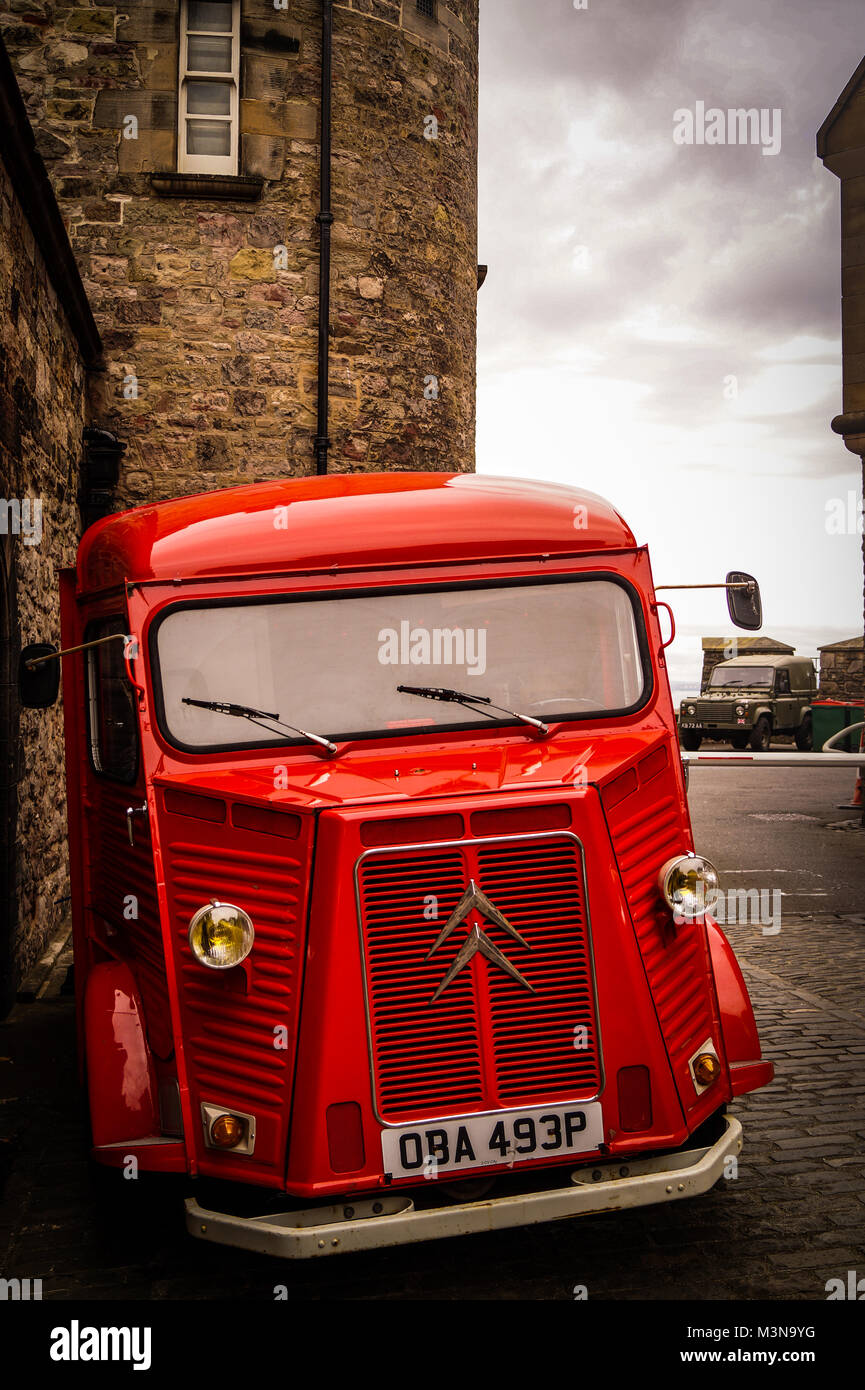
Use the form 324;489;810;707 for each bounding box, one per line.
699;636;796;692
0;1;482;1010
817;61;865;722
2;0;481;506
0;39;100;1014
817;636;864;702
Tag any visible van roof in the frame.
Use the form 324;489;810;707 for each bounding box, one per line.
714;655;813;669
75;472;637;591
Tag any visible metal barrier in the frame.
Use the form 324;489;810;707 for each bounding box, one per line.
684;750;865;768
684;719;865;768
822;720;864;753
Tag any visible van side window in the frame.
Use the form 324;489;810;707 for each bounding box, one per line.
775;669;791;694
86;617;139;783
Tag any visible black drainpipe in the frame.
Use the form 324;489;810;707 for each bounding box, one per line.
0;541;19;1019
314;0;334;476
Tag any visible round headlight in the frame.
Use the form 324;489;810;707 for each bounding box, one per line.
188;901;254;970
687;704;696;715
658;855;719;920
736;704;746;716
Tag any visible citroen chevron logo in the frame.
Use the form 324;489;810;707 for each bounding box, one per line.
427;879;535;1003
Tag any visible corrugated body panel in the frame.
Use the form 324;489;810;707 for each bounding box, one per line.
167;841;301;1102
604;763;717;1093
156;797;315;1184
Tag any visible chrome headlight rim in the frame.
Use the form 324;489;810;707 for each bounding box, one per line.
658;853;720;920
188;899;255;970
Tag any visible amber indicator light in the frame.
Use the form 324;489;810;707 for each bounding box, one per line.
693;1053;721;1087
210;1114;247;1149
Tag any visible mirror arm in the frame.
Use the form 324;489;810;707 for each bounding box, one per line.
24;633;135;669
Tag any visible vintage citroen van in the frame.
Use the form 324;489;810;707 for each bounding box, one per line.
21;473;773;1257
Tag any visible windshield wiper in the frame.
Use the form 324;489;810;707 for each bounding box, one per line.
397;685;549;736
182;698;338;755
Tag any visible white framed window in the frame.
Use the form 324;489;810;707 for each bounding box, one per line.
178;0;240;175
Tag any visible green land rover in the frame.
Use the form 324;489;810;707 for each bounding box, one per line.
678;654;817;752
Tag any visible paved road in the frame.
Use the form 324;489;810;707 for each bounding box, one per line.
687;759;863;914
0;771;863;1301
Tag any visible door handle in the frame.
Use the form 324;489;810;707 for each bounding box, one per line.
126;803;148;846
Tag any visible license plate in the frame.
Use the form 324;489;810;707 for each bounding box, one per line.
381;1102;604;1179
680;722;699;728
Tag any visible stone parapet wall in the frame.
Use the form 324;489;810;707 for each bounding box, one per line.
818;645;865;702
2;0;480;506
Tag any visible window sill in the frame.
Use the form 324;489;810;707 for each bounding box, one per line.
150;172;264;202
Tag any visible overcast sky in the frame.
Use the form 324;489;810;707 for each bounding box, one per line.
475;0;865;686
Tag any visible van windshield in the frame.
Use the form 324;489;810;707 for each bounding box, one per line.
153;578;648;749
709;666;774;689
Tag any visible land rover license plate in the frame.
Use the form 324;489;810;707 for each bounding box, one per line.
382;1102;604;1178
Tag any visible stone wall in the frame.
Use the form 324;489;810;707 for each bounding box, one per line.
817;62;865;742
818;640;865;702
0;149;89;994
1;0;480;506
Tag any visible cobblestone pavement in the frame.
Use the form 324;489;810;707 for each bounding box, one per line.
1;910;863;1302
687;761;864;912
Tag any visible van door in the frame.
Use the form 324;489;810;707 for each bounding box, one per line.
773;667;796;732
80;614;174;1067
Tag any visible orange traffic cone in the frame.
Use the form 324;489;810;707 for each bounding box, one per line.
838;727;864;811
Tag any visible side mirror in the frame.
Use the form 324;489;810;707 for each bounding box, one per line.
19;644;60;709
726;571;762;631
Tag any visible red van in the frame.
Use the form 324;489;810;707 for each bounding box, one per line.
20;472;772;1257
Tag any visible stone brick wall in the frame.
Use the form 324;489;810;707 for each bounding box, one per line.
1;0;480;506
0;151;88;989
818;643;865;702
817;64;865;737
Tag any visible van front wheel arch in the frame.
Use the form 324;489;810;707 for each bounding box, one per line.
83;961;158;1149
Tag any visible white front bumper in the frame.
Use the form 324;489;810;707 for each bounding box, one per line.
184;1114;742;1259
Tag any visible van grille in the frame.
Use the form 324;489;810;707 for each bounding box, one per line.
357;834;601;1122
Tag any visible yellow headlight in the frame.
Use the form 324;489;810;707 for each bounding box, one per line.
188;901;254;970
658;854;719;920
